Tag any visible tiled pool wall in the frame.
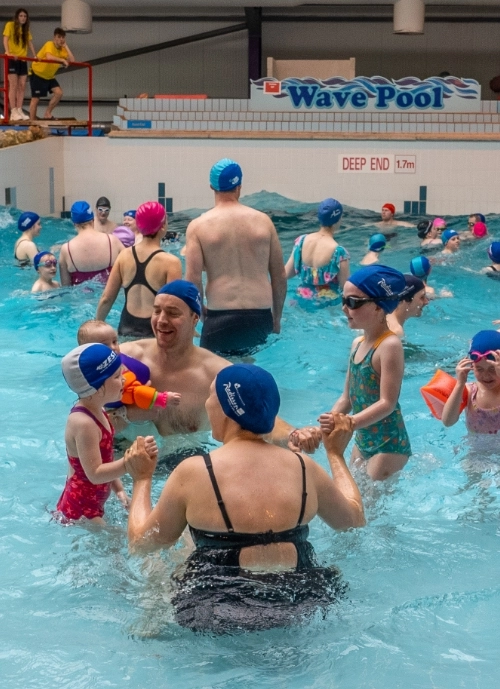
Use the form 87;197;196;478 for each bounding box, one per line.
114;98;500;135
3;135;500;218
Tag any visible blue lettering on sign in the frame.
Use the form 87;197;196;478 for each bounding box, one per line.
285;83;445;111
288;85;320;108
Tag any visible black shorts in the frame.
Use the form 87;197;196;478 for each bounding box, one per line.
200;308;274;356
30;73;59;98
8;59;28;76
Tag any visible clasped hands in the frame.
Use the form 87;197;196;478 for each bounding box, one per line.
124;435;159;480
288;412;354;456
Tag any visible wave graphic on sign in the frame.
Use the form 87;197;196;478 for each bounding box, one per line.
253;76;480;100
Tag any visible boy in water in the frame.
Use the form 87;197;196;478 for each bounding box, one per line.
31;251;60;292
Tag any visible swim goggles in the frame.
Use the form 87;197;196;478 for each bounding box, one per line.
342;295;396;310
97;206;110;213
40;259;57;267
469;350;498;362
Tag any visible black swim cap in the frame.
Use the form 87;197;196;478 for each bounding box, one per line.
417;220;433;239
402;274;425;301
96;196;111;208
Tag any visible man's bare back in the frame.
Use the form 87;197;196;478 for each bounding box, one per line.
186;200;281;311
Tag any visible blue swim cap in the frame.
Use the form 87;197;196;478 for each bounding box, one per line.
18;211;40;232
488;242;500;264
469;330;500;357
442;229;459;245
318;198;343;227
124;210;136;218
410;255;431;278
348;264;407;314
71;201;94;225
475;213;486;224
33;251;53;270
157;279;201;315
368;233;386;252
215;364;280;434
210;158;243;192
62;344;121;398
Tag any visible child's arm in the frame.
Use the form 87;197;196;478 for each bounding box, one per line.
331;339;358;414
73;416;126;483
351;336;403;430
441;358;471;427
111;478;130;509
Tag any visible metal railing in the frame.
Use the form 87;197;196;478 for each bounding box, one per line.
0;54;93;135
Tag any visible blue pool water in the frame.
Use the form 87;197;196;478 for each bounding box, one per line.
1;196;499;688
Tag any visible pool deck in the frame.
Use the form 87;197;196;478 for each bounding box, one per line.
108;130;500;142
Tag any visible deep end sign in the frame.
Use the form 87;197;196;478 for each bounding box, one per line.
338;155;416;174
250;76;481;112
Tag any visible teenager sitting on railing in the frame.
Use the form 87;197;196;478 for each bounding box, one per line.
29;27;74;121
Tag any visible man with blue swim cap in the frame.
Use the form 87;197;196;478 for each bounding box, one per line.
185;158;287;356
442;229;461;254
14;211;41;266
119;278;320;455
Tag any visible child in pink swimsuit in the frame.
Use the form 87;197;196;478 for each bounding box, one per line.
442;330;500;434
56;343;158;523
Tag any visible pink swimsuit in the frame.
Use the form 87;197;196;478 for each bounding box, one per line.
56;406;114;520
465;383;500;434
67;235;112;286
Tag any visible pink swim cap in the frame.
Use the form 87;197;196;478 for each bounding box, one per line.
113;225;135;247
472;221;487;238
136;201;167;236
432;217;446;228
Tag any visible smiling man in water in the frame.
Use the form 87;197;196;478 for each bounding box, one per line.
119;280;321;457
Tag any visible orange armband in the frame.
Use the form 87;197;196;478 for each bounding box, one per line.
121;370;168;409
420;369;468;420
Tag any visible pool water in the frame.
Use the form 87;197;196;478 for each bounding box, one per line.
1;196;499;688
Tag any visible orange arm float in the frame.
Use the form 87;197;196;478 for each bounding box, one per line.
420;369;468;420
120;370;168;409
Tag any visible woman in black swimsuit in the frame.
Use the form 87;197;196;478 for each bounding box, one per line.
125;364;365;632
96;201;182;338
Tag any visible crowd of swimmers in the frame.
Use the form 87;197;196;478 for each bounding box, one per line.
11;157;500;632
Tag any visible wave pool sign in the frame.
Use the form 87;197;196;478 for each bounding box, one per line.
250;76;481;112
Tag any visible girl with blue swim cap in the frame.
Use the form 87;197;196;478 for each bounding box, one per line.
442;330;500;435
321;265;412;480
55;343;159;523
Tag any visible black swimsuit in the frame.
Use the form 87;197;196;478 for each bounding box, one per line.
172;452;347;633
118;246;163;337
189;452;313;568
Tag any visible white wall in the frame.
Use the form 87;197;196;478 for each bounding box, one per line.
0;137;64;215
2;135;500;218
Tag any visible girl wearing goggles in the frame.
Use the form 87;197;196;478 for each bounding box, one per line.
319;265;411;481
442;330;500;434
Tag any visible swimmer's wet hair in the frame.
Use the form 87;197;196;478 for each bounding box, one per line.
77;319;114;345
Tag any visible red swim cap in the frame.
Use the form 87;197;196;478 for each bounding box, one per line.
382;203;396;215
136;201;166;236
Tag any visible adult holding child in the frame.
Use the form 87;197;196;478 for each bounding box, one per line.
96;201;182;338
3;8;36;121
59;201;123;286
126;364;364;632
